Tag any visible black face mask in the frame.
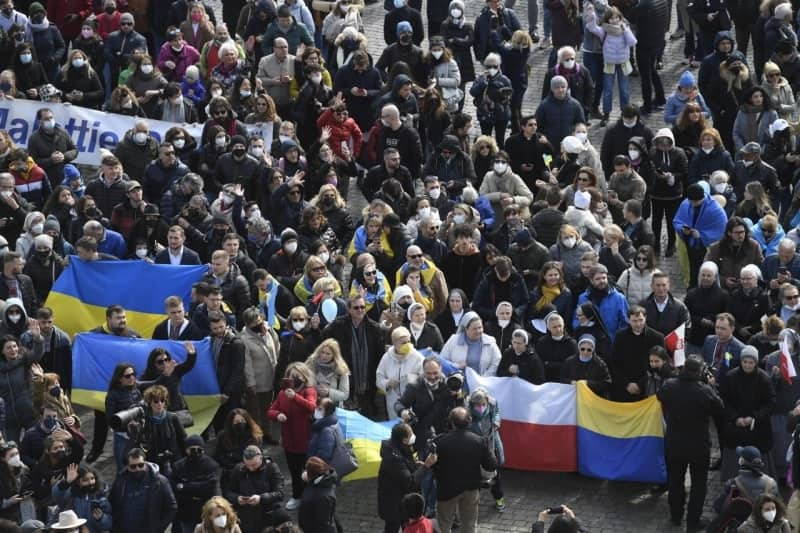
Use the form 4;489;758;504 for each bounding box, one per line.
129;469;146;481
234;421;248;433
189;448;204;458
31;14;44;23
104;5;115;14
232;147;246;158
293;376;303;389
36;250;51;261
54;450;68;461
399;34;412;45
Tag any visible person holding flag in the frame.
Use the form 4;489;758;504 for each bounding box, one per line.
763;327;800;480
640;273;691;365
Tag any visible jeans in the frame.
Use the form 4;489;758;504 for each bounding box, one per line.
113;431;129;473
735;23;756;57
651;198;681;249
438;489;480;533
602;65;630;114
543;4;551;38
582;51;604;108
636;43;665;108
480;120;507;147
420;451;437;516
667;454;709;524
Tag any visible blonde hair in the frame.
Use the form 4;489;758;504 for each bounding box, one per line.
285;361;316;387
201;496;239;530
304;255;327;276
312;276;337;294
510;30;533;49
289;306;309;321
306;338;349;375
604;224;625;243
560;224;580;240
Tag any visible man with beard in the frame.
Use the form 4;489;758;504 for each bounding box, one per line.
573;264;629;340
362;148;414;201
705;216;764;291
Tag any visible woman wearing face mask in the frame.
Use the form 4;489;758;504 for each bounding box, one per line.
0;441;30;523
376;327;424;418
306;398;343;472
469;136;498;189
30;367;79;431
637;346;674;398
125;54;168;118
470;53;513;146
294;66;334;149
536;312;578;382
214;409;263;490
440;0;474;102
478;151;533;222
729;264;770;342
13;43;48;100
424;36;462;115
71;22;105;85
228;77;257;122
737;494;791;533
467;388;506;511
380;284;415;330
687;127;736;185
55;49;104;110
277;307;321;387
15;211;46;259
548;225;593;287
196;125;229;192
484;301;521;353
52;464;112;533
268;362;317;510
165;126;199;167
377;422;437;533
306;341;350;409
108;86;147;117
0;328;43;442
30;435;84;511
194;496;242;533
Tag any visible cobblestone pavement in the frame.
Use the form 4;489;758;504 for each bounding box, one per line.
76;0;739;530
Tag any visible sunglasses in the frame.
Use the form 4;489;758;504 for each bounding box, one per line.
155;358;169;365
635;256;648;262
120;21;133;26
351;305;366;310
364;270;377;276
408;254;423;259
786;294;800;300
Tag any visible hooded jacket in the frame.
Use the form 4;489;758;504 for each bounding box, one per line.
698;30;736;97
377;438;425;523
0;326;42;432
649;128;689;200
376;347;424;416
298;468;338;533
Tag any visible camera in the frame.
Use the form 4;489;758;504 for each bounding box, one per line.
405;407;419;426
110;402;145;431
446;372;464;392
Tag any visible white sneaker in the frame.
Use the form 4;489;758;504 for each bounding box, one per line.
539;36;550;49
286;497;300;510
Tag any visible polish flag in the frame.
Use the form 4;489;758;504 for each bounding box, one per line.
665;324;686;367
466;368;577;472
780;339;797;385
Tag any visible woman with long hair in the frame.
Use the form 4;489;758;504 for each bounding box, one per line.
52;463;113;533
30;434;84;511
733;86;778;151
55;49;104;110
104;361;145;472
305;339;350;406
470;135;498;189
736;181;774;222
672;102;709;160
227;76;257;120
737;493;791;532
244;93;281;145
527;261;574;326
419;88;453;161
107;85;146;117
214;408;263;491
180;3;215;53
42;186;77;234
195;496;242;533
140;343;197;414
0;331;43;443
125;54;168;117
617;245;659;306
0;442;29;523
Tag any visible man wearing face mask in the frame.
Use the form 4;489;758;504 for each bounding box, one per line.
103;12;148;85
27;108;77;189
423;176;455;218
541;47;595;119
384;0;424;45
20;404;73;467
600;104;654;177
141;143;190;206
246;218;280;269
422;135;477;199
733;142;780;204
113;119;159;182
376;22;426;85
479;151;533;222
6;147;51;211
22;234;64;303
213;135;261;196
169;434;219;533
109;448;177;533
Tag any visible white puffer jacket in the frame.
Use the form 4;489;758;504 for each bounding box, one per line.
376;348;425;419
617;267;660;306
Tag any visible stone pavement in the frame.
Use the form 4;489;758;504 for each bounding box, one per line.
76;0;740;530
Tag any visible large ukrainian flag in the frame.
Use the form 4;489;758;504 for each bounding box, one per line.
576;381;666;483
46;258;208;338
336;408;391;481
72;333;221;431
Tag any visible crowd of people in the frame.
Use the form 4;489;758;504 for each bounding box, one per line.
1;0;800;530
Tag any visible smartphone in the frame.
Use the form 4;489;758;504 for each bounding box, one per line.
19;490;33;498
280;378;294;390
547;506;564;515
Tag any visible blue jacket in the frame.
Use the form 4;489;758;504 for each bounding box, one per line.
752;222;785;256
762;252;800;283
574;287;629;341
700;334;744;383
307;413;341;465
98;228;127;259
672;194;728;249
687;146;735;184
52;483;113;533
663;90;711;125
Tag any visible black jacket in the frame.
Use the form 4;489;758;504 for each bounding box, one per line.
225;457;285;532
627;0;670;47
497;347;545;384
658;372;724;459
440;251;482;299
170;453;220;525
685;284;730;345
0;274;37;317
129;411;187;473
720;366;776;451
377;438;425;523
410;321;445;353
322;316;386;396
394;380;463;452
536;335;579;382
201;270;251;324
433;428;497;501
151;318;205;341
560;355;612;396
640;293;690;338
109;463;177;532
600;119;654;177
611;326;666;401
298;470;338;533
215;331;247;400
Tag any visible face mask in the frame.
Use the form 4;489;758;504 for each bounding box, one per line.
104;6;115;14
279;135;291;144
0;191;11;199
191;12;202;22
622;119;637;128
428;187;441;200
234;421;248;432
432;50;443;59
314;409;324;420
579;353;593;362
493;162;508;174
399;34;412;45
44;416;58;430
7;455;21;468
7;313;21;323
763;510;777;523
81;28;93;38
425;377;440;388
406;433;416;446
743;160;755;167
249;147;263;158
575;132;587;142
474;404;487;414
233;147;246;157
562;237;576;249
487;67;499;77
292;376;303;389
215;136;227;148
451;8;462;17
396;342;412;355
309;73;323;84
213;515;228;528
563;59;575;69
19;53;31;64
135;248;148;258
702;146;713;154
628;149;640;160
32;223;43;234
292;320;307;331
49;385;61;398
140;64;153;75
240;90;251;98
71;57;86;68
284;241;298;254
453;214;466;224
36;249;50;260
173;139;185;149
418;207;430;218
122;99;133;109
319;252;330;263
498;319;510;328
134;132;148;145
713;183;727;193
211;89;222;98
393;0;404;7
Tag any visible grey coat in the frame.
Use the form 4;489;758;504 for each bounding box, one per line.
240;327;278;394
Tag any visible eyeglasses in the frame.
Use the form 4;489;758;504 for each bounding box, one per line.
155;358;168;365
351;305;366;310
128;462;146;470
151;398;166;404
364;270;377;276
408;254;423;259
123;372;136;378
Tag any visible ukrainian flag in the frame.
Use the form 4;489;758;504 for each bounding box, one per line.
336;408;391;481
576;381;666;483
72;333;221;431
46;258;208;338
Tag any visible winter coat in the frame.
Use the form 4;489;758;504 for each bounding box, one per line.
737;517;792;533
30;22;66;78
441;17;475;81
377;439;425;523
0;338;43;433
705;238;764;286
310;360;350;406
433;428;498;500
109;463;177;532
574;287;629;341
307;414;341;464
720;366;776;451
51;482;113;533
384;5;424;45
564;207;604;243
649;144;689;201
536;334;579;382
546;0;583;48
549;239;595;286
640;293;690;339
728;288;770;341
617;268;656;307
169;454;220;526
473;6;521;61
156;42;201;83
497;347;545;384
469;396;504;464
560;354;612;396
732;105;777;152
267;385;317;454
376;348;424;417
472;270;529;322
27;126;78;190
479;168;533;221
225;458;285;533
534;94;586;150
240;327;278;394
440;332;501;376
332;63;383;130
627;0;669;47
470;73;513;124
541;63;594;112
262;18;314;55
428;58;462;109
298;470;338;533
585;17;637;65
600;118;654;176
113;130;159;181
658;372;724;459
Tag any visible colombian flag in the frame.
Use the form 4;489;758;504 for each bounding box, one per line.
72;333;221;431
576;381;666;483
336;408;391;481
46;258;208;338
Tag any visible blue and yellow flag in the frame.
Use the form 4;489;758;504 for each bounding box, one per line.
336;408;391;481
72;333;221;431
576;381;666;483
46;258;208;338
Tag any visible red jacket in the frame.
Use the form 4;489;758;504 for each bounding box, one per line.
47;0;94;41
95;12;121;40
316;108;363;160
403;517;434;533
267;386;317;454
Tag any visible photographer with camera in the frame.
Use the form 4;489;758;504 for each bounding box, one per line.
104;362;146;473
532;505;582;533
125;385;187;478
395;356;464;518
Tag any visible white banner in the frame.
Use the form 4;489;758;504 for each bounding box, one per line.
0;98;205;166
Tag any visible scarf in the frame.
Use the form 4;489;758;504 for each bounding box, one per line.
536;284;561;311
602;21;623;36
29;17;50;31
351;320;369;394
316;360;336;375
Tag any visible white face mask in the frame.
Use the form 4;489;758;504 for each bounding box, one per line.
763;510;777;523
406;433;416;445
173;139;185;149
31;223;43;234
301;470;308;482
431;50;443;59
451;8;462;18
42;119;55;130
292;320;307;331
743;159;755;167
0;191;12;198
493;162;508;174
713;182;727;193
140;64;153;75
628;149;640;160
211;89;222;98
551;334;564;341
418;207;430;218
72;58;85;69
498;319;510;328
309;74;322;84
240;90;251;98
213;515;228;528
622;119;637;128
314;409;324;419
122;99;133;109
134;132;148;145
563;59;575;69
215;136;227;148
319;252;330;263
135;248;148;258
453;214;466;224
250;147;263;158
562;237;576;249
428;187;441;200
7;313;22;323
487;67;499;77
575;131;587;142
701;146;713;154
7;455;21;468
284;241;298;254
393;0;404;7
279;135;292;144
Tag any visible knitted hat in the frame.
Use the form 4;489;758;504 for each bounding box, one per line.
723;50;745;65
43;216;60;234
63;164;80;182
741;141;761;155
574;190;590;210
28;2;45;14
33;234;52;250
678;70;695;88
392;284;414;305
185;434;205;449
230;134;247;148
280;228;298;245
775;2;792;19
740;345;759;362
514;228;533;246
396;21;412;37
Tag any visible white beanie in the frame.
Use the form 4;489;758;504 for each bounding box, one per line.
776;2;792;19
574;190;591;210
562;136;583;154
33;234;53;249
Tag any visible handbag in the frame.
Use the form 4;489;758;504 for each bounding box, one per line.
330;428;358;478
175;409;194;428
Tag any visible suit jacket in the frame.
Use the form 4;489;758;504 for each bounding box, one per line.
154;246;202;265
151;318;205;341
701;334;745;382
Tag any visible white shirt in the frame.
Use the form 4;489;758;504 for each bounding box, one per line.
168;246;184;265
